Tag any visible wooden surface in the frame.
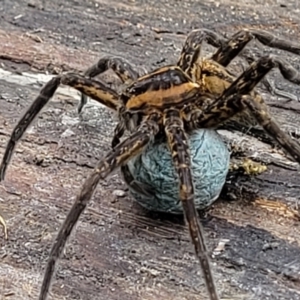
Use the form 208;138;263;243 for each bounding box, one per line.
1;0;300;299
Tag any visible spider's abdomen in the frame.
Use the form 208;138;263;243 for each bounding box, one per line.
122;66;200;111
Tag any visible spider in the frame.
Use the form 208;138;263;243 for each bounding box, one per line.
1;28;300;300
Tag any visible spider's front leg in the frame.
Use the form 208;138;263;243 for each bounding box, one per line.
191;55;300;164
164;108;219;300
38;114;160;300
0;74;120;181
78;56;140;114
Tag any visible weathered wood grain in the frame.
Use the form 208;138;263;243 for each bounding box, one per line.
1;0;300;299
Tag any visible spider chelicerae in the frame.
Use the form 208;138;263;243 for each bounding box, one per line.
1;28;300;300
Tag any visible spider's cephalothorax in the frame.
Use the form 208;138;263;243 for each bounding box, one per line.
1;28;300;300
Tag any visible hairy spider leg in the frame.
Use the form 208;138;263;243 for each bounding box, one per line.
179;28;300;70
177;28;226;75
78;55;144;147
38;114;160;300
0;74;119;181
190;55;300;163
120;161;154;197
112;121;126;147
179;28;300;101
212;29;300;101
212;28;300;66
164;108;219;300
76;56;152;194
78;56;140;113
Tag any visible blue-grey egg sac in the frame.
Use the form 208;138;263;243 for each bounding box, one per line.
123;129;230;214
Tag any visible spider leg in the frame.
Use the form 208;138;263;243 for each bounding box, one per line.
211;29;300;67
211;29;300;101
112;120;126;148
107;116;156;199
78;56;141;147
83;56;140;83
121;165;154;197
0;74;119;181
38;114;160;300
177;28;226;76
179;28;300;101
179;28;300;68
191;55;300;163
117;120;156;198
242;94;300;161
78;56;164;199
164;108;219;300
78;56;140;113
78;57;155;195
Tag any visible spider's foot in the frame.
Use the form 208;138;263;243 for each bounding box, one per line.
0;213;8;240
230;158;267;176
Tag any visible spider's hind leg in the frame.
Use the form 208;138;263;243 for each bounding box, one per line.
193;55;300;164
211;29;300;67
78;56;140;113
211;29;300;101
179;28;300;69
179;28;300;101
164;108;219;300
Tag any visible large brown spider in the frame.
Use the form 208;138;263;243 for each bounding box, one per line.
1;28;300;300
